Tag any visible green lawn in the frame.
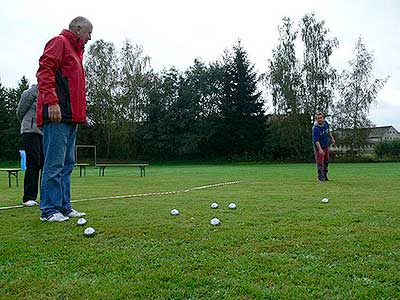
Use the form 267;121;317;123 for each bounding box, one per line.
1;163;399;299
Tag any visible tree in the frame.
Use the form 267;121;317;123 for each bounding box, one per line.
0;77;30;159
118;40;152;158
181;59;224;120
219;41;265;157
333;37;387;157
119;40;151;122
85;40;119;159
265;17;311;160
0;81;9;159
300;13;338;120
267;17;302;115
179;59;225;158
138;68;182;160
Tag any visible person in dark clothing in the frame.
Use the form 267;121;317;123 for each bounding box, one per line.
16;84;44;206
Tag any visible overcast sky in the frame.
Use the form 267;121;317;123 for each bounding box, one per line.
1;0;399;130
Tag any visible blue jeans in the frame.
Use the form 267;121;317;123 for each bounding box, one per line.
40;123;77;218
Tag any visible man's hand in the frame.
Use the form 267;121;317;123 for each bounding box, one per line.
315;141;324;155
48;104;62;122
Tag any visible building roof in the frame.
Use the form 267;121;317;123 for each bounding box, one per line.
368;126;399;138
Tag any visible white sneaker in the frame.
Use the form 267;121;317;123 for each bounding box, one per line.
23;200;38;207
40;213;69;222
66;209;86;218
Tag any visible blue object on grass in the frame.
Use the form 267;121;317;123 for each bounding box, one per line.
19;150;26;171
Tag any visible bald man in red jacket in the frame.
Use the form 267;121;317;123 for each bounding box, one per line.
37;16;93;222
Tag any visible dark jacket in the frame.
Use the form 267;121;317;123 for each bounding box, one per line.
36;29;87;126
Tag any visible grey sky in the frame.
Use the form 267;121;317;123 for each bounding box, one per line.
1;0;399;129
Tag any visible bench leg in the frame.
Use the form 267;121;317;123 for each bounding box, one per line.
139;166;146;177
7;171;19;188
99;167;105;176
79;166;86;177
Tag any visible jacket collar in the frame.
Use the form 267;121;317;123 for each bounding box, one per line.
60;29;85;57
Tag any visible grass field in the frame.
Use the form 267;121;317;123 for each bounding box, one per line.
1;162;399;299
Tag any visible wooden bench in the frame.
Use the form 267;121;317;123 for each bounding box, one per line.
0;168;21;188
75;163;90;177
96;164;149;177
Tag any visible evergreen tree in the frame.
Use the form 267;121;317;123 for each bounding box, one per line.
1;77;30;159
220;41;265;157
0;81;9;159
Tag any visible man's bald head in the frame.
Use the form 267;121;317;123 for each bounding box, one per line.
69;16;92;31
69;16;93;45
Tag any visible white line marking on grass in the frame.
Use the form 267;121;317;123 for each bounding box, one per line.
0;180;243;210
0;204;24;210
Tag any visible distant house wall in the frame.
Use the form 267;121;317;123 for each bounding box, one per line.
382;128;400;141
331;126;400;155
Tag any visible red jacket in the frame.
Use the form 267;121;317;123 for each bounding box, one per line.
36;29;87;126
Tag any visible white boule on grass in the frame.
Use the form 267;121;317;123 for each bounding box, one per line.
322;197;329;203
210;202;219;209
228;203;237;209
210;218;221;226
170;208;180;216
84;227;96;237
77;218;87;226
